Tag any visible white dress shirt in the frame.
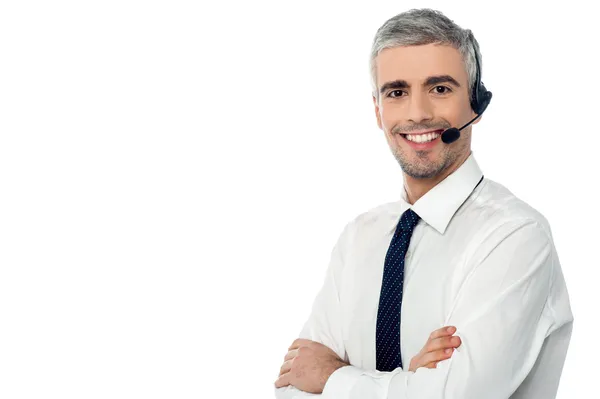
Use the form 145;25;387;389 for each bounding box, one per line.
274;152;573;399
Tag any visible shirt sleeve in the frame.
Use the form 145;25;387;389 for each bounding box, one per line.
274;221;354;399
274;385;321;399
321;219;567;399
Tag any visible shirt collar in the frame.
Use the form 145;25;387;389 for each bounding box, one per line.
399;151;484;235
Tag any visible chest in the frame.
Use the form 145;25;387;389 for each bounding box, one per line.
339;224;472;369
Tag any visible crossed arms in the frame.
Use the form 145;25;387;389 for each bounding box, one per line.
273;219;572;399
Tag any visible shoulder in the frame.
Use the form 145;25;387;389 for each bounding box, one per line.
330;199;402;253
467;177;553;240
344;199;401;234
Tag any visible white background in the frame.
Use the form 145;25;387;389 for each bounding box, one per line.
0;0;597;398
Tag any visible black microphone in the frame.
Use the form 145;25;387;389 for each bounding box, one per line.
441;113;481;144
440;126;462;144
441;92;493;144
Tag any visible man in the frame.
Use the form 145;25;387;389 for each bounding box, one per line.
273;8;573;399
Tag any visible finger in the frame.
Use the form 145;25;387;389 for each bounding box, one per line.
279;359;292;377
411;347;453;371
425;335;461;352
422;360;441;369
284;349;298;362
426;335;461;353
288;338;311;350
421;347;455;365
274;372;291;388
427;326;457;341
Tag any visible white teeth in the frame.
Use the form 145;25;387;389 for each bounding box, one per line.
405;132;440;143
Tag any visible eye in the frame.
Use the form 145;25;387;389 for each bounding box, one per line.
387;90;406;98
432;85;452;94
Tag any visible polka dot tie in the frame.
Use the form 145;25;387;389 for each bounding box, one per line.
376;208;421;372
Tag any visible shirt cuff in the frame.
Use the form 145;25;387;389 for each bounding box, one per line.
322;364;364;398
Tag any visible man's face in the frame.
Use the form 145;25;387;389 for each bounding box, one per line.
373;43;478;179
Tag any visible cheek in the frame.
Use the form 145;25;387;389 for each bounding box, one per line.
378;105;399;132
453;97;474;124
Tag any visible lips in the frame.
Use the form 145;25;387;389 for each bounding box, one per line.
396;129;443;148
401;129;444;137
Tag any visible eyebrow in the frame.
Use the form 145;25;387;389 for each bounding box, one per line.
379;75;461;95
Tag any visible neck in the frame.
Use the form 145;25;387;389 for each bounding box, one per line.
403;151;471;205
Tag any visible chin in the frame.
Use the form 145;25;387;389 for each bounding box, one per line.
397;154;448;179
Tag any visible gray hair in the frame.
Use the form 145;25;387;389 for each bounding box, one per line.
370;8;482;104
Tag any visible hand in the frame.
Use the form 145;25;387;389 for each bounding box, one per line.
409;326;462;372
274;338;349;394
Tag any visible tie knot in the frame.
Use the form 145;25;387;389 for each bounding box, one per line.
399;208;421;231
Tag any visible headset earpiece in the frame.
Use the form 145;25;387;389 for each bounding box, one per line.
470;43;492;115
476;89;492;115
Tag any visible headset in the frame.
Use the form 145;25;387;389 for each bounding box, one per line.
441;37;493;144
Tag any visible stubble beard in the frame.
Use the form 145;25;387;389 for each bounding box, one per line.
389;132;465;179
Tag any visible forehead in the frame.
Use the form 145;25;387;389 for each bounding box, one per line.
375;43;468;86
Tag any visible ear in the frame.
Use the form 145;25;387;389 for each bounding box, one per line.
372;95;382;130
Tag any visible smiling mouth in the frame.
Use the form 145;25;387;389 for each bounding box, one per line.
399;130;443;143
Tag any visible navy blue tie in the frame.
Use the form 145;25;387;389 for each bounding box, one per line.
376;208;421;371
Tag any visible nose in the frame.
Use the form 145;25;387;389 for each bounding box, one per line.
406;91;434;124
